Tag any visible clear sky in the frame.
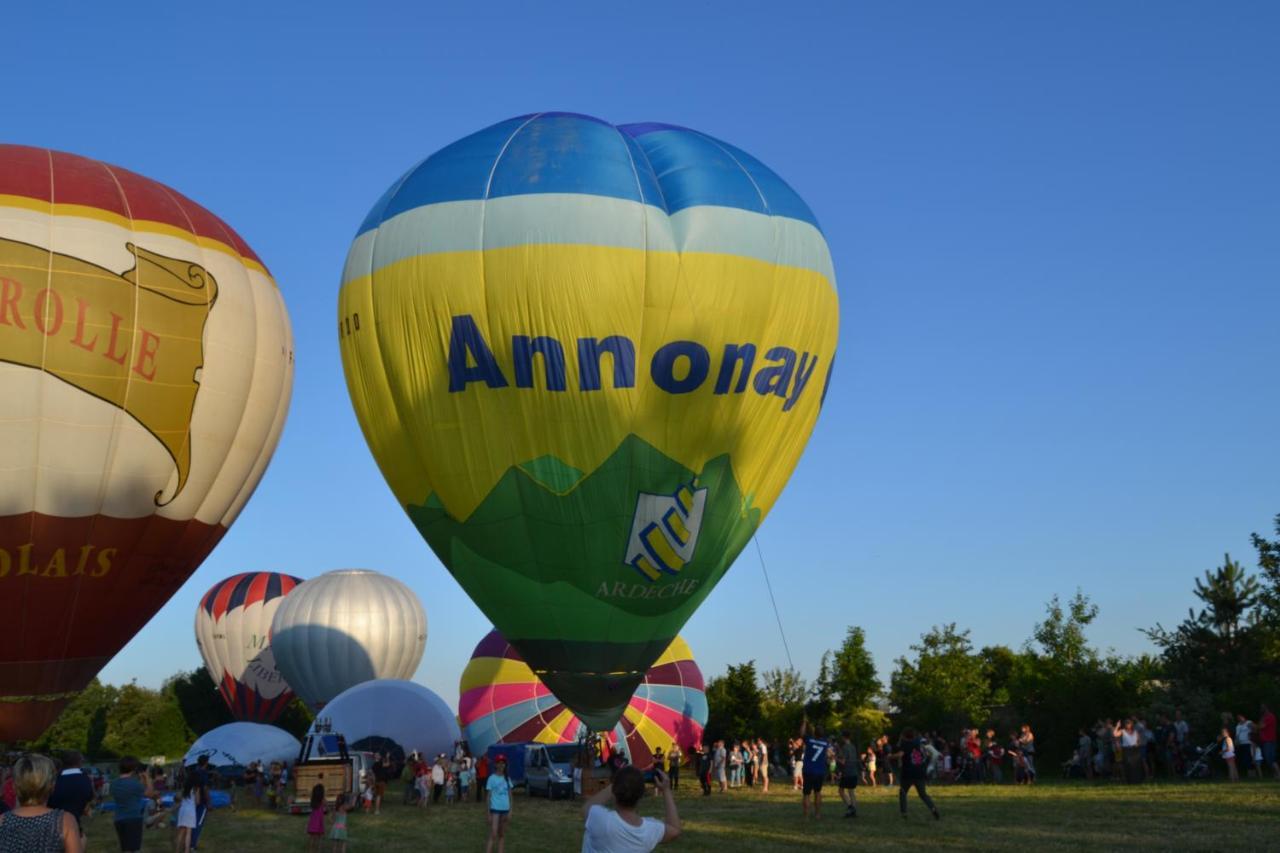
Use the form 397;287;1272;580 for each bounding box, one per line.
6;1;1278;710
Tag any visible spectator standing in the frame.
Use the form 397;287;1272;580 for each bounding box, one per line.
476;754;490;804
431;756;446;803
1076;728;1093;779
713;741;727;792
175;779;197;853
1016;725;1036;783
1259;703;1279;780
485;756;514;853
667;744;681;791
696;743;712;797
1173;709;1189;748
188;755;211;850
799;722;829;820
837;733;860;819
757;739;770;793
110;756;153;853
1234;714;1257;779
370;755;389;815
0;753;82;852
892;730;940;821
1219;727;1239;781
47;750;94;841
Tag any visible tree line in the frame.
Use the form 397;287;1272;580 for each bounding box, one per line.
17;667;313;760
705;514;1280;763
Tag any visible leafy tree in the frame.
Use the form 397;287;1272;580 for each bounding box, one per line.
169;667;234;736
759;667;807;745
275;698;316;740
1145;554;1267;696
1010;592;1153;761
979;645;1018;706
889;624;989;733
1033;591;1099;666
30;679;119;758
808;626;881;735
102;682;192;760
819;627;880;710
704;661;763;744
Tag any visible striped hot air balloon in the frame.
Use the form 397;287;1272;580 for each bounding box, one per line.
459;629;707;769
195;572;302;722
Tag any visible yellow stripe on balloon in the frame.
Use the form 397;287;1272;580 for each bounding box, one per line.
535;708;579;744
458;657;538;692
651;637;693;668
340;244;838;521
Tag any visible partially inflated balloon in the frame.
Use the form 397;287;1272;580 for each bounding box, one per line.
0;146;293;742
460;629;706;768
269;569;427;710
339;113;837;729
195;572;302;722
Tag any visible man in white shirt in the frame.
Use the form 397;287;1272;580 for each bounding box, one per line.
581;765;680;852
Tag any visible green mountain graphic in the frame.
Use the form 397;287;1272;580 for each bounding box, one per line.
406;434;760;660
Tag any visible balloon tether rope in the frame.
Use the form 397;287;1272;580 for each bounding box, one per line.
753;535;795;672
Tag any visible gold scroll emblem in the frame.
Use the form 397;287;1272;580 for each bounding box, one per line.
0;237;218;505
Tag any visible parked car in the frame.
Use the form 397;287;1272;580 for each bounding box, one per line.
525;744;579;799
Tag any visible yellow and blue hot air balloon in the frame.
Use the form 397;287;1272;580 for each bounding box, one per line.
339;113;837;730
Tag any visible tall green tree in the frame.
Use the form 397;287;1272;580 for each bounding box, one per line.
169;667;234;736
1009;591;1148;761
759;667;807;744
30;679;119;758
102;682;192;760
704;661;763;744
889;624;988;733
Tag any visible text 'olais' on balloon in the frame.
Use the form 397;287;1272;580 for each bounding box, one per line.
0;544;117;578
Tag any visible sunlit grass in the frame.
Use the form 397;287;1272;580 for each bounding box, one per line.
82;777;1280;851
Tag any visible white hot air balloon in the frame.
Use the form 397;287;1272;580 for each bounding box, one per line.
184;722;301;770
310;679;459;765
269;569;426;710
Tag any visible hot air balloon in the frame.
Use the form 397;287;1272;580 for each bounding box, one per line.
459;629;706;769
0;146;293;742
195;572;302;722
339;113;837;729
184;722;301;771
310;679;459;767
269;569;426;710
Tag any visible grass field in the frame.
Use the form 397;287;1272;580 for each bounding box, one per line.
82;779;1280;852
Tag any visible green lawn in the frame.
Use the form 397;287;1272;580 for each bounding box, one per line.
83;779;1280;852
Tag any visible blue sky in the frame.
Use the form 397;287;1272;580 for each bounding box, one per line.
6;1;1278;709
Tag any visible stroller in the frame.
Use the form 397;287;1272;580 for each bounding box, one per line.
1183;740;1221;779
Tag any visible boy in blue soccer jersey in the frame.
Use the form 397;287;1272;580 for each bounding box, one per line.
799;721;830;819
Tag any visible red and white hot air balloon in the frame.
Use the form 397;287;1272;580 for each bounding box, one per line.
195;572;302;722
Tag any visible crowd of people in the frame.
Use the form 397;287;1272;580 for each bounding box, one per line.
2;703;1275;852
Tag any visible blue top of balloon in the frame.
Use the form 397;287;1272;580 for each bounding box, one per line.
356;112;821;236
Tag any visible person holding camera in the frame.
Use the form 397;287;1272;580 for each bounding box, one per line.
581;765;681;852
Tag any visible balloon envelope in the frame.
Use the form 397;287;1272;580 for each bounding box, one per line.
459;629;707;768
184;722;300;770
0;145;293;741
269;569;426;710
340;113;837;729
195;572;302;722
311;679;459;765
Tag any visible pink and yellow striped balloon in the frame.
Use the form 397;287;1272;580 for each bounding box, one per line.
459;629;707;769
